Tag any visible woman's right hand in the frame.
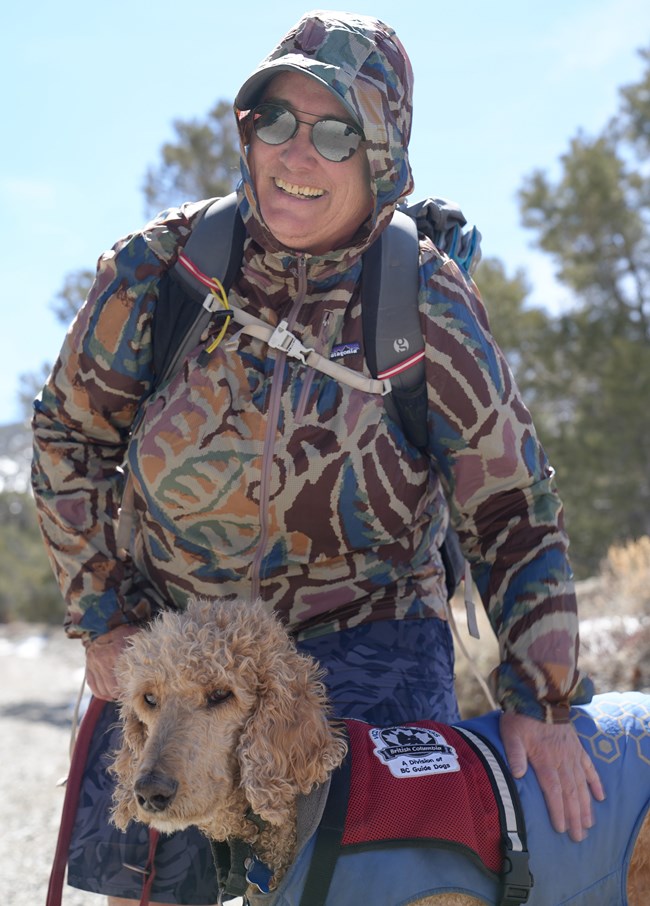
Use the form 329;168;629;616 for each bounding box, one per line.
84;623;142;701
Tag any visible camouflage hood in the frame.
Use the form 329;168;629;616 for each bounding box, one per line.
233;10;414;261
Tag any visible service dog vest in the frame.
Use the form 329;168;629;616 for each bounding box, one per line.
247;693;650;906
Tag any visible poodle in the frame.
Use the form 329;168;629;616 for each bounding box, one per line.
111;598;650;905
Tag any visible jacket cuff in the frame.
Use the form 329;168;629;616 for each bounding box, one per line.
69;590;160;641
496;667;595;724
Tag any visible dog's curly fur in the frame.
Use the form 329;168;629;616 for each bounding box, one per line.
111;598;650;906
111;598;347;877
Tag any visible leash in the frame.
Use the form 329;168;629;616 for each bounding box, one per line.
46;694;106;906
138;829;161;906
47;692;161;906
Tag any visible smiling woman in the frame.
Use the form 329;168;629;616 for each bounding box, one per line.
33;9;600;906
244;72;373;254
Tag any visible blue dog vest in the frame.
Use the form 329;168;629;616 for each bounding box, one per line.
249;693;650;906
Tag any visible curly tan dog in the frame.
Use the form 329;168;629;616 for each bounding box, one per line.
111;599;650;905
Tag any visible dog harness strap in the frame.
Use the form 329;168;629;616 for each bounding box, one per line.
298;743;352;906
46;696;107;906
212;838;251;900
453;726;533;905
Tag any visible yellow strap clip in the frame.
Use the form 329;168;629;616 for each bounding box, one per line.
204;277;232;354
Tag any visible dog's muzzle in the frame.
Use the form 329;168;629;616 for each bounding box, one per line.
134;771;179;813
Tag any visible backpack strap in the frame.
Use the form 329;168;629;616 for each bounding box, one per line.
361;199;482;452
154;193;245;386
362;210;423;390
362;210;429;450
362;207;470;600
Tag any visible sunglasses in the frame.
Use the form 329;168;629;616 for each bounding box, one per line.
249;102;364;163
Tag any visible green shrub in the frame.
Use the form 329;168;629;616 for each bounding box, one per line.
0;492;64;624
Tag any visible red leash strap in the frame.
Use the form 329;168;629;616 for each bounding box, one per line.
46;696;106;906
139;828;161;906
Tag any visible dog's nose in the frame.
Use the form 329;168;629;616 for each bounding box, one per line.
134;772;178;812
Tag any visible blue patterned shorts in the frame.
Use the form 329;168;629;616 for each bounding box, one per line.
67;616;459;902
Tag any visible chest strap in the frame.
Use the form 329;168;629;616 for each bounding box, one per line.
175;250;391;397
225;305;391;396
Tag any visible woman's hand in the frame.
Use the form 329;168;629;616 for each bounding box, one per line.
500;710;605;842
84;624;142;701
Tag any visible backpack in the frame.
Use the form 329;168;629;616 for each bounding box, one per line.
153;193;481;599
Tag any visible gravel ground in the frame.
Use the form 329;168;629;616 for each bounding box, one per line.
0;623;98;906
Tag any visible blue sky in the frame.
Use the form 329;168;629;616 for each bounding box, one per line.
3;0;649;425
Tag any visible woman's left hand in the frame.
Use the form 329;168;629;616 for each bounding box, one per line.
500;710;605;842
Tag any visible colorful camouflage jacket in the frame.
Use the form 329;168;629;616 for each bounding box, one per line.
31;11;590;721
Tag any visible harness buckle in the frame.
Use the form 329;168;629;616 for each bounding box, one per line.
202;292;222;313
268;319;310;364
500;849;533;905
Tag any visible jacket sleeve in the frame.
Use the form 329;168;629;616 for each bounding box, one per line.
31;202;206;640
420;247;593;723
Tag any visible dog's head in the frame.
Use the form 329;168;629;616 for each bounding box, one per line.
110;598;347;837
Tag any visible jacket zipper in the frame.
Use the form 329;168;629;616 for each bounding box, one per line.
294;308;333;424
250;255;308;600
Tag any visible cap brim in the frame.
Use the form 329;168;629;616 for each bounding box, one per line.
234;62;360;127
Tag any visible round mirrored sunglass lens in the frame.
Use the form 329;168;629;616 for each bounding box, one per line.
312;121;362;161
253;106;297;145
251;103;363;162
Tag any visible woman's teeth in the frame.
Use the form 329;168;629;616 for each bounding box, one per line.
275;178;324;198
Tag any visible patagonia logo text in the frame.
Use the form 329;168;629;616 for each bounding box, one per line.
330;342;361;360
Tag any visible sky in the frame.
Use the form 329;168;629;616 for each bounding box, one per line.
3;0;649;425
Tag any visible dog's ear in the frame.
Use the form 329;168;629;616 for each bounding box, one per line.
108;702;148;830
236;647;347;825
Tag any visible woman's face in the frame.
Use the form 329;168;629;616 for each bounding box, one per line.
247;71;373;255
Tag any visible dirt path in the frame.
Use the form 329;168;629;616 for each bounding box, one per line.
0;623;96;905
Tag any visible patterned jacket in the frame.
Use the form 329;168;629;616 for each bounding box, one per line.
31;11;590;721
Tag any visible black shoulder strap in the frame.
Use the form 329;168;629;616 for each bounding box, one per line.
298;743;351;906
152;192;245;385
362;210;422;391
362;210;429;451
361;200;482;453
363;203;482;597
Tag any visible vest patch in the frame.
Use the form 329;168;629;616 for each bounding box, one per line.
370;725;460;777
330;342;360;360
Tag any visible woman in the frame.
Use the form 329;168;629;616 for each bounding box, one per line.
33;11;601;906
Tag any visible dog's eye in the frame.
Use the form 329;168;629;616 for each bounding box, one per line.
207;689;232;707
143;692;158;708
